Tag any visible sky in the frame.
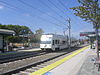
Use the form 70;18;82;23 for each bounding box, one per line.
0;0;95;38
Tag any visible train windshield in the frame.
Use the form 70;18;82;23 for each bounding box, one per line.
41;41;51;44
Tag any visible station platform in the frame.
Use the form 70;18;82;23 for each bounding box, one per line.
48;47;90;75
46;47;100;75
29;46;100;75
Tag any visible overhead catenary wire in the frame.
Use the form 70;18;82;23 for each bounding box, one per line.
47;0;68;17
57;0;68;10
0;1;67;34
57;0;92;39
47;0;70;29
57;0;83;26
0;0;66;28
0;1;36;31
17;0;67;26
0;1;25;13
57;0;73;18
39;0;67;22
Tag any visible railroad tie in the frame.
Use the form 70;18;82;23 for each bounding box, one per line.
19;71;30;75
24;69;35;73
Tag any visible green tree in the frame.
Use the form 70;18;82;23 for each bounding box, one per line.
0;24;33;43
5;36;22;43
71;0;100;27
71;0;100;58
35;28;44;34
30;28;44;43
35;28;44;42
0;24;33;36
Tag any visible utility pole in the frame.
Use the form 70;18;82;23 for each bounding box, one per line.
67;18;71;49
95;26;99;59
93;0;100;71
94;0;99;60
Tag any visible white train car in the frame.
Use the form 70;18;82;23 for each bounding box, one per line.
40;34;68;51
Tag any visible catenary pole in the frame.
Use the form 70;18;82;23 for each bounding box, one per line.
67;18;71;49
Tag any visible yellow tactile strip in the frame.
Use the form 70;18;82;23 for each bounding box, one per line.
29;46;89;75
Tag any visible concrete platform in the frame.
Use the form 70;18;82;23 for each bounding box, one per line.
29;46;100;75
42;48;100;75
29;46;89;75
47;48;90;75
76;50;100;75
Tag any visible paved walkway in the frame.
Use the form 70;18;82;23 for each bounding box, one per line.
47;48;90;75
43;48;100;75
76;49;100;75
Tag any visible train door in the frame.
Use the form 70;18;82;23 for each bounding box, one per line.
52;39;60;51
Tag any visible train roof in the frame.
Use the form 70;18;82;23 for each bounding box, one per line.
42;34;68;39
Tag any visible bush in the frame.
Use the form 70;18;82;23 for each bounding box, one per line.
6;36;23;43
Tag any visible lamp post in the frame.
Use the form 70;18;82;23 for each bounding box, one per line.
93;0;99;60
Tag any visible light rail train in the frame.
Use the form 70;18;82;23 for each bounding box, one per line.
40;34;79;51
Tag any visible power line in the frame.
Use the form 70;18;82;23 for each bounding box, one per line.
47;0;72;31
39;0;67;22
47;0;68;17
0;1;26;13
18;0;67;26
57;0;83;26
0;1;36;31
57;0;68;10
0;0;66;28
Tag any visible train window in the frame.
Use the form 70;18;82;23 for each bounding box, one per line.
55;40;57;44
41;41;51;44
72;41;75;43
54;40;60;44
58;40;59;44
62;41;66;44
53;40;54;45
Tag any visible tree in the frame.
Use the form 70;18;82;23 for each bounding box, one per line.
35;28;44;42
5;36;23;43
71;0;100;59
0;24;33;36
31;28;44;43
0;24;33;43
70;0;100;27
35;28;44;34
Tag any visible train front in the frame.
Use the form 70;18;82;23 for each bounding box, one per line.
40;34;53;51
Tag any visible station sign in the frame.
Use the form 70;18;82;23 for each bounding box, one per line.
80;32;96;36
80;33;88;36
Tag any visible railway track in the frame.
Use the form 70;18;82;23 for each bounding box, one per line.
0;45;87;75
0;51;46;63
